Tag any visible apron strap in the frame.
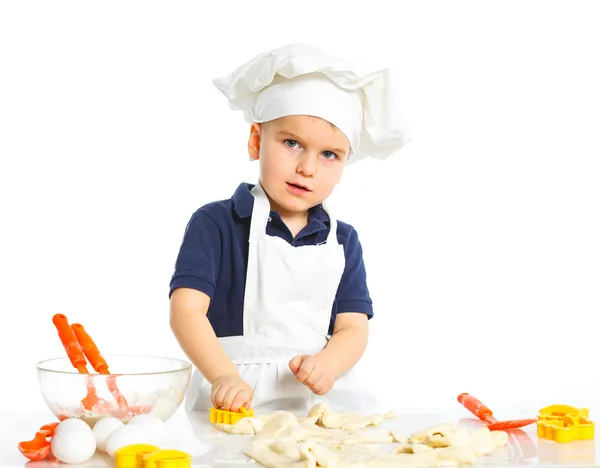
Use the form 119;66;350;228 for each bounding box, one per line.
249;183;271;243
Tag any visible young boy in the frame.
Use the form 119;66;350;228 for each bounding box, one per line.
169;43;407;414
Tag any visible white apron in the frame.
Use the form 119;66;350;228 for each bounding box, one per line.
185;182;381;414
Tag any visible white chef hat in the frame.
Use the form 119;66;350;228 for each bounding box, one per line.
213;43;409;164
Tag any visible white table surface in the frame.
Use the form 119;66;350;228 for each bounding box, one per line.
2;406;597;467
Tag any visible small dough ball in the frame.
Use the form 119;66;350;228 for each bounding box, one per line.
105;424;153;457
51;420;96;464
92;417;124;453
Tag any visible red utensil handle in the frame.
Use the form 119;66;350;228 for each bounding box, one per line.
71;323;109;374
52;314;87;372
458;393;495;421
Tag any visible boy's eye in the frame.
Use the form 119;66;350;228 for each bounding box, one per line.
322;150;337;160
285;139;300;149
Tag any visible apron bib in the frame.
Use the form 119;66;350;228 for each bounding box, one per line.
185;182;380;414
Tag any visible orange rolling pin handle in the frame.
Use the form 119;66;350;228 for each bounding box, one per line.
457;393;496;423
52;314;88;373
71;323;109;374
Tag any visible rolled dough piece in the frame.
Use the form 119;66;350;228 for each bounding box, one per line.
320;411;355;429
389;430;409;444
411;424;471;448
215;417;264;435
308;402;330;419
244;439;316;468
270;439;316;460
299;415;321;426
468;427;498;456
392;443;434;454
257;411;300;438
311;443;343;467
307;402;395;430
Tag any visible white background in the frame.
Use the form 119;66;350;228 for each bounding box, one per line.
1;1;599;415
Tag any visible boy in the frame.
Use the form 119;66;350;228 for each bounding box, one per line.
169;43;407;414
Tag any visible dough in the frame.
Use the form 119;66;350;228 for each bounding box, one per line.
215;417;264;435
299;415;321;426
307;403;395;430
468;427;507;456
244;439;316;468
232;405;509;467
390;430;409;444
311;443;343;467
257;411;300;438
410;424;471;448
393;443;434;454
308;402;330;419
271;439;316;460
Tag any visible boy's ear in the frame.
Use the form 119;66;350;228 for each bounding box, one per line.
248;123;262;161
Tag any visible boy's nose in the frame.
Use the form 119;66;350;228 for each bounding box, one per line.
296;153;317;177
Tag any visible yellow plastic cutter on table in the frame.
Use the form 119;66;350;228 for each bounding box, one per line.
209;405;254;425
115;444;191;468
537;404;595;443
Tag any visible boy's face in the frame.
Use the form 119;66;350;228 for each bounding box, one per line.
248;115;349;219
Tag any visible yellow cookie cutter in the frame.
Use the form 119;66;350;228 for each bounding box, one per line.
115;444;191;468
537;404;595;443
209;406;254;425
143;449;192;468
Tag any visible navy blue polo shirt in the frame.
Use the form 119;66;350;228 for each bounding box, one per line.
169;182;373;337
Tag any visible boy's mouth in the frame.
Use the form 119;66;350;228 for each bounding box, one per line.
286;182;311;193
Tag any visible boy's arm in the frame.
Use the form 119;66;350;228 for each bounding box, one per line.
316;312;369;378
170;287;239;383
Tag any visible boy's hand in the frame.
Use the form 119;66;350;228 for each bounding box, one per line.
289;354;335;396
211;373;254;412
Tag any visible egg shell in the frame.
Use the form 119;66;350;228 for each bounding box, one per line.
51;421;96;464
104;424;154;458
128;414;167;445
92;417;124;452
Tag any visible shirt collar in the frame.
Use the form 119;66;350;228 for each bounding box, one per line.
232;182;329;227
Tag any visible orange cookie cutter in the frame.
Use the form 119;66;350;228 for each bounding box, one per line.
537;404;595;443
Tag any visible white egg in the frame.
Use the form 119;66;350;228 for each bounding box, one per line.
54;417;91;435
127;414;167;445
51;420;96;464
92;417;124;453
104;424;154;458
128;414;163;427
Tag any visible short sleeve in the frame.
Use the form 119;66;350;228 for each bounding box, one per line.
331;226;373;322
169;211;221;299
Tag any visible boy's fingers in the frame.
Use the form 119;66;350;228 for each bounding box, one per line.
305;370;323;389
231;389;251;412
295;358;316;384
222;386;239;411
289;355;303;373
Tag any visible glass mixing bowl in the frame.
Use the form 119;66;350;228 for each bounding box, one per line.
37;354;192;426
